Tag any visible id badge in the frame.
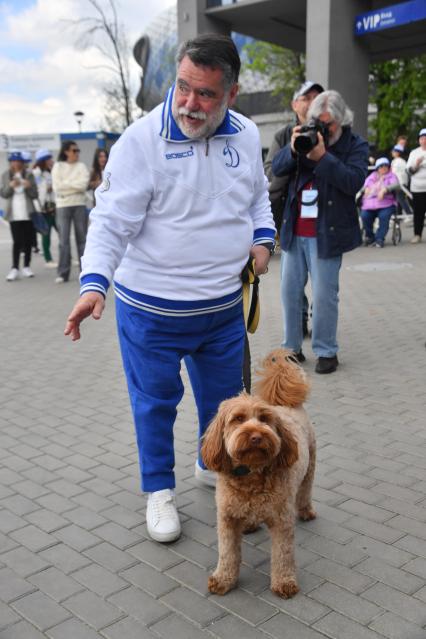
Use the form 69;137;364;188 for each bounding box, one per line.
301;189;319;219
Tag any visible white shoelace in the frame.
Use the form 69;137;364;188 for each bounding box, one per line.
150;491;177;525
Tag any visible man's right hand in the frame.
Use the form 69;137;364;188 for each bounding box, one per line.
64;292;105;341
290;125;302;153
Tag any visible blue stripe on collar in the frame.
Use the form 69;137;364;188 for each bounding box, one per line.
159;84;245;143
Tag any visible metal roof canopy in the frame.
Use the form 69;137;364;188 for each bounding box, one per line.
206;0;426;61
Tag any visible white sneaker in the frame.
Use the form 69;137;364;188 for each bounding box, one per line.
45;261;58;269
194;460;216;487
411;235;421;244
21;267;34;278
55;276;65;284
6;268;20;281
146;489;181;542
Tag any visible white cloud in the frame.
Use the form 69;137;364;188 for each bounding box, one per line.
0;0;176;135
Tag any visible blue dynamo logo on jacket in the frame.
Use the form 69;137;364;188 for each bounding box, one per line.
223;140;239;168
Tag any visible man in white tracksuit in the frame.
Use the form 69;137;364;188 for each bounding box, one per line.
64;34;275;542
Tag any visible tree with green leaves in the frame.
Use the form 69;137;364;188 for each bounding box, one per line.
243;40;305;107
369;55;426;151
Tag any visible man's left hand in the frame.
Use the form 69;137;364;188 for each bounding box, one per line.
250;245;271;275
306;132;326;162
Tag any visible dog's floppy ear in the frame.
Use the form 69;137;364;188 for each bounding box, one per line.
273;412;299;468
201;400;233;473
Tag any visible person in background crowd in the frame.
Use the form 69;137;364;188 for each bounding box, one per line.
391;143;412;216
52;140;90;282
0;150;38;281
33;148;57;268
272;90;368;374
360;157;400;248
395;135;409;158
21;150;39;254
87;148;109;209
63;34;275;543
264;80;324;339
407;128;426;244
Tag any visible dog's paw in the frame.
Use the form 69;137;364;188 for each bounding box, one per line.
298;506;316;521
271;578;299;599
208;574;236;595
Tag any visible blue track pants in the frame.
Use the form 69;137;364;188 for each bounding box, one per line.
115;297;245;492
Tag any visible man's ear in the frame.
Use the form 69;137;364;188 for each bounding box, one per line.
227;83;239;108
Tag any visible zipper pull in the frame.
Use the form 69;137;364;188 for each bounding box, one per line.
205;138;209;156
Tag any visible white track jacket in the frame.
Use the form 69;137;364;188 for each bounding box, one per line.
80;86;275;316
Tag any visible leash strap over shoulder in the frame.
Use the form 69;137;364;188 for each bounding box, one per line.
241;258;260;334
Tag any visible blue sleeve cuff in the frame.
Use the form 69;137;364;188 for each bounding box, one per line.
252;227;276;246
80;273;109;298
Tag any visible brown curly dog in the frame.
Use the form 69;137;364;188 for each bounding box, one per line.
201;348;316;599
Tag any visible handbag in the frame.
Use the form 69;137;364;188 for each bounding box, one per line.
30;210;49;236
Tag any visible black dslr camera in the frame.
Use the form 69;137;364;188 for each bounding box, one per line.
294;119;330;155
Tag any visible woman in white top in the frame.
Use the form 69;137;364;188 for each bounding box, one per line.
33;148;57;267
407;128;426;243
51;140;89;282
0;151;38;281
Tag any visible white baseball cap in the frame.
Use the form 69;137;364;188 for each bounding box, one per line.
419;128;426;138
293;80;324;101
374;157;390;169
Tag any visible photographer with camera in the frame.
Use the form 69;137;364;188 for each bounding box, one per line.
272;90;368;374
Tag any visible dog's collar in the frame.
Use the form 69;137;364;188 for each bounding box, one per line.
231;465;251;477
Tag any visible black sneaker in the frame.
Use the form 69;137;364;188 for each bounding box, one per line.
290;351;306;363
364;237;375;246
315;355;338;374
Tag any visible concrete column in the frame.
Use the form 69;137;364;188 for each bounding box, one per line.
177;0;230;43
306;0;370;137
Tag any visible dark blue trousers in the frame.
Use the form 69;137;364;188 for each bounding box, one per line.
115;297;245;492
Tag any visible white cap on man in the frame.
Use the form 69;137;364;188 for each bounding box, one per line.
293;80;325;101
419;128;426;138
35;148;53;162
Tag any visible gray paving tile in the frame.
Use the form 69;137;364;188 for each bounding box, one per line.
63;591;123;631
0;567;36;602
108;586;171;626
0;620;45;638
10;591;70;631
72;563;128;597
160;586;225;627
46;617;100;639
261;611;328;638
313;611;384;639
361;582;426;625
28;567;83;601
368;612;426;639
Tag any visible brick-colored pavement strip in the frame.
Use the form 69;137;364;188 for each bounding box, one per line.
1;216;426;638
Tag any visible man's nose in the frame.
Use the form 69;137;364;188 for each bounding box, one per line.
184;91;199;112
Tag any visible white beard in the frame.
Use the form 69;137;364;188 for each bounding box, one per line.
172;96;229;140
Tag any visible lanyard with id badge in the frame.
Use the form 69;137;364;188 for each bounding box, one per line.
300;186;319;219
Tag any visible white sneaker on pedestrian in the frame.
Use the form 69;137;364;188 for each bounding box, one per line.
146;489;181;542
6;268;20;281
194;460;216;487
21;267;34;278
411;235;421;244
55;276;65;283
45;261;58;268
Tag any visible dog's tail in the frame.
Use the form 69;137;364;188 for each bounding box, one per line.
254;348;310;408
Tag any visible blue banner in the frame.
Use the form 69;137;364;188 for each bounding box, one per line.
355;0;426;35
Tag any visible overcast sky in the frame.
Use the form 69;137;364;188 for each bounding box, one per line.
0;0;176;135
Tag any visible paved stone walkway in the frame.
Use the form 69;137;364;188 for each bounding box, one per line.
1;217;426;639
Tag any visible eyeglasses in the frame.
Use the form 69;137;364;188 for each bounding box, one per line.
70;148;80;153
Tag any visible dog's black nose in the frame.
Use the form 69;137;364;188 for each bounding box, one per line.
250;434;262;445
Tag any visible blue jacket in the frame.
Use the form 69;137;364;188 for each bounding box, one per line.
272;127;369;258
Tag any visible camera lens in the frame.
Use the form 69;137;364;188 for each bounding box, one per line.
294;130;318;154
